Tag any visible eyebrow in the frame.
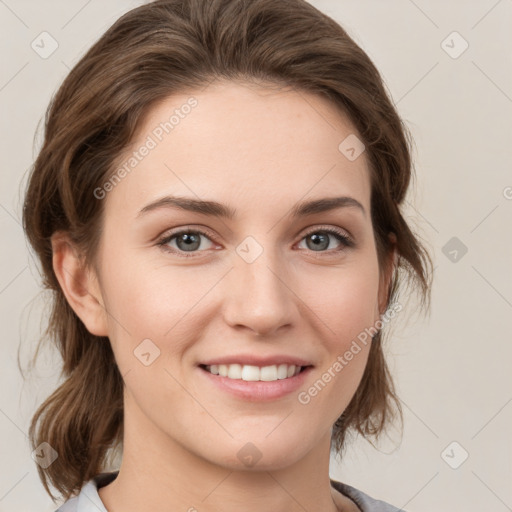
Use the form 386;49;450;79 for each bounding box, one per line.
136;195;366;220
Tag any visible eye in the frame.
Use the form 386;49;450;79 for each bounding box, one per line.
156;225;354;258
297;227;354;252
157;228;217;257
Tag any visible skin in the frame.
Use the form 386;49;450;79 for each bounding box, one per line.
52;80;395;512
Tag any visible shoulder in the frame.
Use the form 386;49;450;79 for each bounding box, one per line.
330;478;406;512
54;495;78;512
54;471;119;512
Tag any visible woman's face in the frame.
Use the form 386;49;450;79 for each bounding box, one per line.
90;80;389;471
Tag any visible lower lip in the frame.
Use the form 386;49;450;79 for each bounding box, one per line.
197;365;313;401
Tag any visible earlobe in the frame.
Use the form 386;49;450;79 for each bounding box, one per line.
51;231;109;337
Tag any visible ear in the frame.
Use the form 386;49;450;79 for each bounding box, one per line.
377;232;398;316
51;231;109;337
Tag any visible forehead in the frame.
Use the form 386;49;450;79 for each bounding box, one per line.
104;80;371;220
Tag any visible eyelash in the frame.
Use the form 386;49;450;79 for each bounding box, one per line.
156;225;354;258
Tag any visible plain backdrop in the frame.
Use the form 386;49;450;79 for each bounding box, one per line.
0;1;511;511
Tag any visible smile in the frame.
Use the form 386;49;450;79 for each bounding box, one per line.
200;363;308;382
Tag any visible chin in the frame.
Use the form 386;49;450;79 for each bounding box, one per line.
202;435;308;472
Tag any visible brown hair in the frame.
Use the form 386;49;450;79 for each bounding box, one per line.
22;0;433;502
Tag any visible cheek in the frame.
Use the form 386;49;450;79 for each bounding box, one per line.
301;256;381;346
299;267;378;420
102;256;220;370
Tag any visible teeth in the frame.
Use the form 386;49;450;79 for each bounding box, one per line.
205;363;303;381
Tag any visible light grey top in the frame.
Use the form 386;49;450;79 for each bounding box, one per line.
55;471;406;512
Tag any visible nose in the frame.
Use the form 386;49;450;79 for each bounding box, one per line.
221;249;298;337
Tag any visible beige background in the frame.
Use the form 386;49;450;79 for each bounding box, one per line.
1;1;511;511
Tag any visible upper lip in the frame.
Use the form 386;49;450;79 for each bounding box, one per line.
199;354;314;367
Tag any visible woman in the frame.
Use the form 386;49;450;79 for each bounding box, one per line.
22;0;432;511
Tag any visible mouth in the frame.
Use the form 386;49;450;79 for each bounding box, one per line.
199;363;312;382
197;361;314;401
